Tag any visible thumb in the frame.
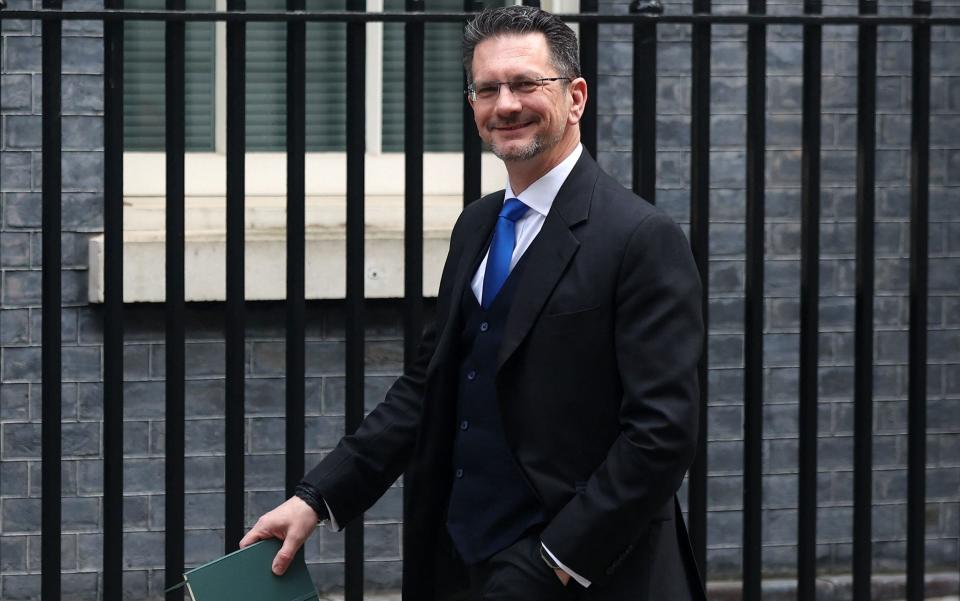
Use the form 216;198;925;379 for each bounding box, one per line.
272;534;303;576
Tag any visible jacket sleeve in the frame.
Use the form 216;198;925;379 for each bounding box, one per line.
300;212;467;528
539;211;704;584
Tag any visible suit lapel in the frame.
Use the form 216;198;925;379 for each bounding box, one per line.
496;152;599;370
427;192;502;377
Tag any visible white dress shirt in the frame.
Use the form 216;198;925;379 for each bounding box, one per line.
326;143;591;588
470;143;583;303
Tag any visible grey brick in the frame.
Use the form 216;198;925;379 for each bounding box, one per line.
1;574;41;601
184;492;225;529
707;440;743;475
929;399;960;432
707;474;743;509
60;37;103;75
61;193;103;230
184;530;224;568
710;261;744;294
123;458;164;494
1;232;31;268
245;489;286;525
122;495;150;529
707;509;741;546
0;536;28;572
762;508;797;544
74;458;102;495
61;151;104;192
1;308;30;344
245;453;286;489
245;377;285;415
249;416;286;453
121;381;164;419
122;420;150;455
708;334;743;368
76;532;102;571
3;35;41;72
184;418;224;454
4;115;41;149
654;151;687;186
1;497;40;533
305;415;346;452
185;379;224;417
61;74;104;113
61;346;101;381
711;77;745;112
0;74;32;111
1;346;40;381
60;116;103;152
766;437;800;471
183;341;225;377
0;461;29;497
61;421;100;457
62;496;100;531
1;153;34;192
123;531;164;569
710;223;745;257
185;456;225;491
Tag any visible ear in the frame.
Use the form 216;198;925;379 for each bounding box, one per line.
566;77;588;126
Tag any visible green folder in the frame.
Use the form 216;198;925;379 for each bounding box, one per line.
169;539;320;601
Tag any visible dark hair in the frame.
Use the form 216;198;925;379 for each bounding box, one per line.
463;5;581;83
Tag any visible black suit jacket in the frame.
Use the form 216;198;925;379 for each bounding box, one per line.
303;152;706;600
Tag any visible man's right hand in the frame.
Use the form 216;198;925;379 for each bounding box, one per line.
239;496;319;576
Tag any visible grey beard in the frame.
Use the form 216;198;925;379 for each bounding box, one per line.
490;128;563;162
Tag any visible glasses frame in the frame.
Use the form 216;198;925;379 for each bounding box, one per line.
465;76;572;103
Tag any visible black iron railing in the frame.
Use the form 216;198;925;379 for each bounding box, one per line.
0;2;955;600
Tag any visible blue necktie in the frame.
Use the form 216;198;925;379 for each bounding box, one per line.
482;197;529;309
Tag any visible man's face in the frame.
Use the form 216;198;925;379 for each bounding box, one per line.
469;33;576;162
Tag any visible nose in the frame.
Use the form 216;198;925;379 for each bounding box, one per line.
493;84;523;114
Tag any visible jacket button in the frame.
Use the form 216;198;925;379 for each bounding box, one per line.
466;370;477;381
455;468;464;478
460;420;469;431
479;321;489;332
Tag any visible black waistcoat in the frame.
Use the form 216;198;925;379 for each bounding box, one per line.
445;254;546;565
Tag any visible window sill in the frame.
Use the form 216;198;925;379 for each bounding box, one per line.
87;194;465;303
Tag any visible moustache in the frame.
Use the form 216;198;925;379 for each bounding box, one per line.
487;117;539;130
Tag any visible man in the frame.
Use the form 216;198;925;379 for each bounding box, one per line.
240;6;705;600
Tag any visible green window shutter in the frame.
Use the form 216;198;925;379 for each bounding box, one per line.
124;0;216;151
382;1;508;152
246;0;347;151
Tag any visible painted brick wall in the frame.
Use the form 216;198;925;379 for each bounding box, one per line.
1;0;958;599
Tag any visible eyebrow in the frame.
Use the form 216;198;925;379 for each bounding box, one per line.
473;72;545;85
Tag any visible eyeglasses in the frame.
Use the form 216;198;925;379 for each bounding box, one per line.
465;77;571;103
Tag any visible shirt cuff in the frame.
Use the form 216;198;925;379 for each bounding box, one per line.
541;543;591;588
322;498;339;531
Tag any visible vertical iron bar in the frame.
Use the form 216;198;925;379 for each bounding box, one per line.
102;0;125;597
402;0;426;579
906;2;931;600
687;0;710;583
579;0;598;157
404;1;424;375
40;1;63;599
631;0;660;203
225;0;247;552
853;2;877;600
743;1;766;600
798;2;822;599
164;1;187;598
345;2;367;600
285;0;306;497
462;0;483;207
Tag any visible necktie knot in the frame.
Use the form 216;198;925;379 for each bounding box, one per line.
499;197;529;223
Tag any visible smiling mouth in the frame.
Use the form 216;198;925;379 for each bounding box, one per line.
492;121;534;132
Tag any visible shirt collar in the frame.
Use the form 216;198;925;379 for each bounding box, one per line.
503;143;583;217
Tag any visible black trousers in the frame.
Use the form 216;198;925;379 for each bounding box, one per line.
447;535;581;601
